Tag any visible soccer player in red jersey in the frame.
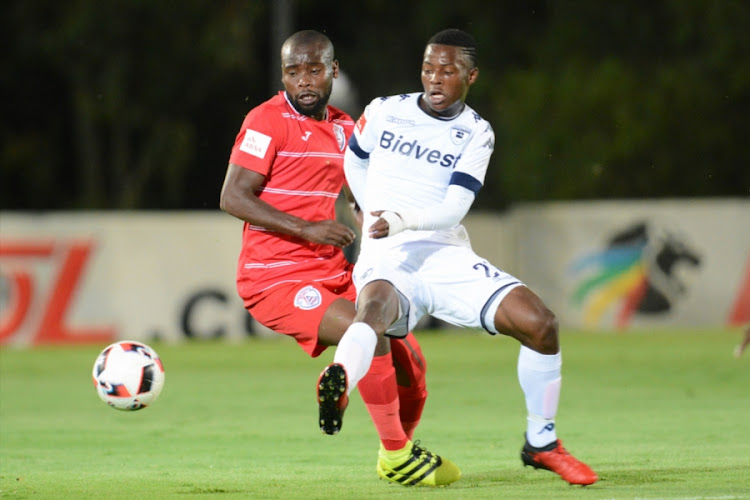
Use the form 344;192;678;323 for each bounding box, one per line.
219;30;432;482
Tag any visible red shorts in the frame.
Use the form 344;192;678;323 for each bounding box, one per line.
243;272;356;358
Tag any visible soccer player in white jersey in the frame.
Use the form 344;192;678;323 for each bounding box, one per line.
317;29;598;487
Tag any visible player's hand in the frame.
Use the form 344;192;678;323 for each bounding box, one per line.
300;220;356;247
369;210;405;239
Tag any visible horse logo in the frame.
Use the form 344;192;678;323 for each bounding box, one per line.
569;221;702;328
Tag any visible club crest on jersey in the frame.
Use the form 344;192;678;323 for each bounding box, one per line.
294;285;322;310
450;125;472;145
333;123;346;151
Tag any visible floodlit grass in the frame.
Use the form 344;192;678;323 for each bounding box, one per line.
1;328;749;499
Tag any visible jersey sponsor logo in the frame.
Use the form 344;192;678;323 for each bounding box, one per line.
294;285;322;310
240;129;272;159
332;123;346;151
301;131;312;141
450;125;472;145
379;130;458;168
386;115;416;126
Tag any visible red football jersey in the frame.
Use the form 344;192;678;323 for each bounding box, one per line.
228;91;355;297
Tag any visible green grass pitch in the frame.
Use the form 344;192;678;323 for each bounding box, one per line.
1;328;749;499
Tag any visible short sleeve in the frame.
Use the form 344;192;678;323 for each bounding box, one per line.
350;97;387;154
228;106;284;176
453;120;494;187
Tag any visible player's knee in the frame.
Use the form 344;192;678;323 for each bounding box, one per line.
530;310;559;354
353;291;399;334
353;300;389;334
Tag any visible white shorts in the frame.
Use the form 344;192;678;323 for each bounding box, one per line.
352;240;523;337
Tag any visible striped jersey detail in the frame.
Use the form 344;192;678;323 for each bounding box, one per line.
251;270;350;294
276;151;344;159
257;186;340;198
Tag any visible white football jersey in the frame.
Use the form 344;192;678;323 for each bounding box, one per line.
348;92;494;249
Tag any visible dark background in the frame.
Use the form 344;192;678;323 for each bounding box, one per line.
3;0;748;211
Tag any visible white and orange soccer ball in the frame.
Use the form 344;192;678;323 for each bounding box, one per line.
92;341;165;411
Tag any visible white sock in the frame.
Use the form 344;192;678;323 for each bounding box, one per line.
517;345;562;448
333;322;377;395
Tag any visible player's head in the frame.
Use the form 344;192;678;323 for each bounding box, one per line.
280;30;339;120
420;29;479;118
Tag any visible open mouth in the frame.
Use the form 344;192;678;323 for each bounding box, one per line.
427;91;446;106
298;93;318;106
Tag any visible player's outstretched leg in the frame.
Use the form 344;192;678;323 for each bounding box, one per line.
521;437;598;485
317;363;348;435
376;440;461;487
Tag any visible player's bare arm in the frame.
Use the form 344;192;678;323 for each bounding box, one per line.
220;162;355;247
342;185;363;230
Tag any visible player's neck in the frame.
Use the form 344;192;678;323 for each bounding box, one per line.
308;107;328;121
418;95;465;120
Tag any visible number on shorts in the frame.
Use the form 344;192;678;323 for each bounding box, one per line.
473;261;501;279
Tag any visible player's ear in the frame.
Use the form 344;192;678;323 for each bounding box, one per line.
467;67;479;86
332;59;340;79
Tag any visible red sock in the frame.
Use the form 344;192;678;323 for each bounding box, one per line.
390;333;428;440
397;387;426;441
357;352;409;451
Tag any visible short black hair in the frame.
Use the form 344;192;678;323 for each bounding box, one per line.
427;29;478;68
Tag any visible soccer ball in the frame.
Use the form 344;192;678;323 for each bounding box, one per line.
92;341;165;411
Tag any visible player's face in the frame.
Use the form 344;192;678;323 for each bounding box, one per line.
281;42;338;120
420;44;478;115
